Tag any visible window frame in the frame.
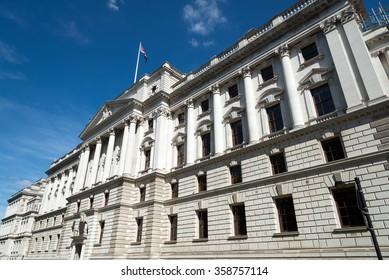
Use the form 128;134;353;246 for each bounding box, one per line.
266;103;284;133
230;165;242;184
171;182;178;198
136;217;143;243
269;152;287;175
301;42;319;61
169;214;178;241
275;196;298;232
176;143;185;166
230;119;243;146
201;132;211;157
197;210;208;239
197;174;207;192
321;137;346;162
310;84;335;117
228;84;239;99
231;204;247;236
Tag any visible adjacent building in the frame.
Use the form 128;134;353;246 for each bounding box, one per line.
1;0;389;259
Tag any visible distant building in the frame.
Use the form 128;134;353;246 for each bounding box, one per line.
1;0;389;259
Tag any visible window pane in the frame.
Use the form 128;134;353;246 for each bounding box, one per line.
201;133;211;157
321;137;345;162
275;196;298;232
198;175;207;192
177;144;185;165
231;120;243;146
232;205;247;236
169;215;177;241
301;42;319;61
171;183;178;198
311;84;335;116
230;165;242;184
270;153;287;174
266;104;284;133
333;187;365;227
228;84;238;98
201;100;209;112
261;65;274;81
197;210;208;239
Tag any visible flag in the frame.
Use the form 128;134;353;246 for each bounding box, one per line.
140;42;148;63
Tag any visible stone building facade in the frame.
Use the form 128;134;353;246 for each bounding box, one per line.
1;0;389;259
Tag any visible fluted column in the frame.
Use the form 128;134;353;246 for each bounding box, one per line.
103;129;115;181
186;99;196;165
118;121;130;175
242;67;260;143
211;85;224;155
89;138;102;186
153;108;171;171
278;45;304;128
124;116;137;175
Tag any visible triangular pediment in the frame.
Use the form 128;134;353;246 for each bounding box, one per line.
298;68;332;90
171;132;186;145
223;106;245;122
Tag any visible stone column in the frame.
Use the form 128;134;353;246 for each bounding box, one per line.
103;129;116;181
211;85;224;155
278;45;304;128
321;16;365;109
118;121;130;175
74;147;87;193
89;138;102;186
340;9;386;102
133;118;144;175
123;116;138;175
242;67;260;143
153;108;171;171
186;99;196;165
56;172;66;209
78;145;90;191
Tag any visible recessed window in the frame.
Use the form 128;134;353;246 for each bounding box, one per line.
76;201;81;213
231;120;243;146
333;186;365;227
261;65;274;82
148;119;154;130
136;218;143;242
232;204;247;236
311;84;335;116
144;149;151;169
177;144;185;166
198;174;207;192
228;84;239;99
266;104;284;133
321;137;345;162
169;215;178;241
230;165;242;184
171;183;178;198
201;99;209;113
301;42;319;61
201;133;211;157
270;152;287;174
140;187;146;202
89;196;94;209
99;221;105;244
178;112;185;124
197;210;208;239
275;196;298;232
104;191;109;207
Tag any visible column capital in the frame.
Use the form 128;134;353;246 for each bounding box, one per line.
277;44;290;58
129;115;138;124
211;84;220;95
242;66;252;78
186;99;194;108
108;128;115;136
153;107;171;118
320;16;338;34
340;7;356;25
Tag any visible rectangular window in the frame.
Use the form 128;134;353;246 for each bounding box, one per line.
169;215;178;241
76;201;81;213
301;42;319;61
270;152;287;174
266;104;284;133
144;149;151;169
99;221;105;244
197;210;208;239
198;174;207;192
231;120;243;146
177;144;185;166
178;112;185;124
310;84;335;116
232;204;247;236
136;218;143;242
321;137;345;162
171;183;178;198
228;84;239;99
261;65;274;82
89;196;94;209
140;187;146;202
104;192;109;207
201;133;211;157
148;119;154;130
333;186;365;227
275;196;298;232
201;99;209;113
230;165;242;184
56;234;61;251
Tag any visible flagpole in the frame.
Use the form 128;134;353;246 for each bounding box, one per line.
134;42;141;84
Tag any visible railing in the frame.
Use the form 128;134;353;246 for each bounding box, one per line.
361;4;389;32
281;0;316;20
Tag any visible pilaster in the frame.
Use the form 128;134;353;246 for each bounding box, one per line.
103;129;116;181
242;66;260;143
186;99;196;165
211;84;224;155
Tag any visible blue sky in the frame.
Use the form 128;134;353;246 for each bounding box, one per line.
0;0;380;219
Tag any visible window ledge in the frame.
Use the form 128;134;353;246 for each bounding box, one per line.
272;231;299;238
192;238;209;243
225;94;242;106
197;110;211;120
299;54;324;69
227;235;248;241
164;240;177;245
332;226;367;234
130;242;142;246
258;76;278;89
93;243;102;247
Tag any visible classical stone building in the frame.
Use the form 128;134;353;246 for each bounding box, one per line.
1;0;389;259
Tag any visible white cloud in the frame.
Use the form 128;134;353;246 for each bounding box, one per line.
189;38;199;47
0;40;28;64
60;21;90;45
183;0;227;35
107;0;123;12
16;180;32;188
202;39;215;47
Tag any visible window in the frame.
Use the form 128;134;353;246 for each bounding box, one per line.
169;215;178;241
171;183;178;198
270;152;287;174
99;221;105;244
56;234;61;251
261;65;274;82
301;42;319;61
140;187;146;202
136;218;143;242
89;196;94;209
266;104;284;133
197;210;208;239
228;84;239;99
311;84;335;116
232;204;247;236
198;174;207;192
231;120;243;146
144;149;151;169
275;196;298;232
104;191;109;207
321;137;345;162
76;201;81;213
178;112;185;124
201;99;209;113
148;119;154;130
201;133;211;157
333;186;365;227
230;165;242;184
177;144;185;166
